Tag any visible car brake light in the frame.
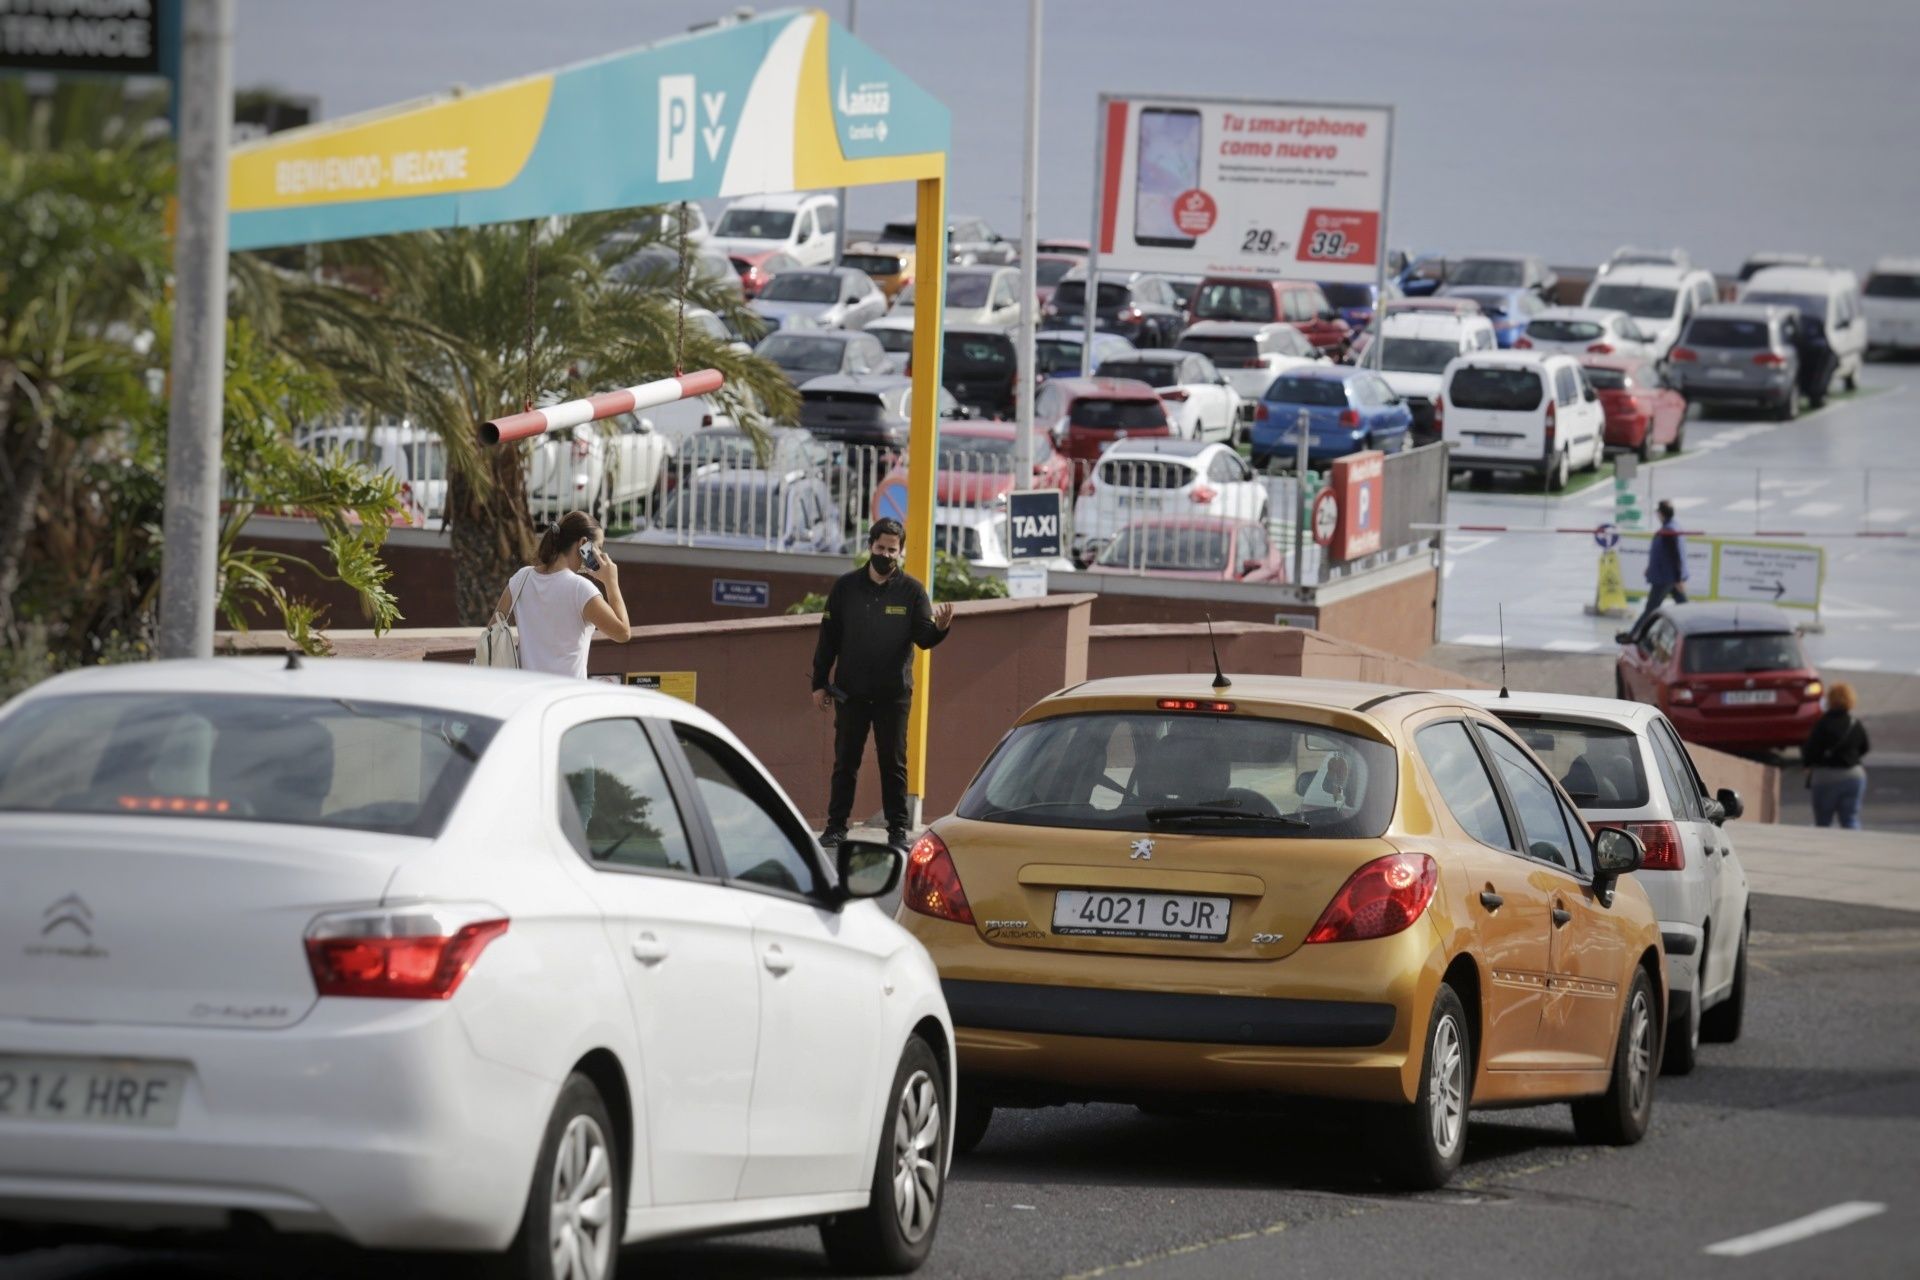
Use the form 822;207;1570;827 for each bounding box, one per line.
1188;484;1217;504
306;905;510;1000
1513;337;1533;349
1161;389;1189;402
1669;346;1698;362
1434;399;1444;431
903;831;974;925
1157;698;1235;712
1254;402;1270;422
1305;853;1439;944
117;795;232;814
1587;343;1614;354
1752;352;1787;367
1594;821;1684;871
1543;398;1556;450
1338;409;1360;427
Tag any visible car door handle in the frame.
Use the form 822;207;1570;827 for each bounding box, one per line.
630;933;670;965
1478;890;1504;911
762;944;794;976
1552;906;1572;927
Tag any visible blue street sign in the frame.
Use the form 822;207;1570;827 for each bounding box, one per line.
711;578;769;608
1006;489;1065;560
1595;523;1621;550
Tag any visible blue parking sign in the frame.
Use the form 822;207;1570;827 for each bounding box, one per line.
1006;490;1064;560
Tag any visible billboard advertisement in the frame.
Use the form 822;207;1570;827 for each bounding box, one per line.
1092;94;1393;283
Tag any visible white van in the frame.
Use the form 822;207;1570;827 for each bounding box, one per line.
1372;310;1498;443
1440;351;1605;491
1582;264;1718;358
1741;266;1869;390
705;192;839;267
1863;258;1920;355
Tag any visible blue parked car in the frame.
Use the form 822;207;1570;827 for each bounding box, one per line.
1318;279;1402;331
1435;285;1547;348
1250;366;1413;469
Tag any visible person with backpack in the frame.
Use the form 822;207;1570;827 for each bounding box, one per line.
484;510;632;677
1804;681;1870;829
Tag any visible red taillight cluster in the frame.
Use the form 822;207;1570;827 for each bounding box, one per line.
1188;484;1217;504
1513;337;1534;350
1338;408;1361;427
903;831;974;925
306;915;509;1000
1587;343;1615;354
1254;403;1270;422
1305;853;1439;944
1157;697;1235;712
1669;347;1698;362
1594;820;1684;871
1543;398;1557;450
1751;352;1787;367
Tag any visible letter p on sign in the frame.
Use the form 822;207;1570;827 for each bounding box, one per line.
658;75;696;182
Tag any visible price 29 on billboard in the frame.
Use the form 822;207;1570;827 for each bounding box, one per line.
1092;94;1393;282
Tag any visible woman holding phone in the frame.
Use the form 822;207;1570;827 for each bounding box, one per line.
495;510;631;678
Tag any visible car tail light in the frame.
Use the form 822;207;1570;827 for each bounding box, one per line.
1338;409;1360;427
1434;399;1445;432
1594;821;1684;871
1188;484;1217;504
1305;853;1438;944
1669;346;1698;362
1587;343;1614;354
1671;685;1695;704
903;831;974;925
1513;337;1533;349
306;905;509;1000
1157;697;1235;712
1254;402;1270;422
1543;398;1557;451
1161;389;1189;402
1752;352;1787;367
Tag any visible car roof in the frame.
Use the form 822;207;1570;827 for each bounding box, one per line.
1745;266;1851;292
1100;349;1189;365
1268;363;1363;382
765;327;864;344
1690;302;1787;323
1035;673;1471;721
1448;349;1563;369
1594;264;1695;286
1456;252;1534;263
1870;257;1920;273
1536;306;1627;323
1661;602;1798;633
1577;354;1654;373
1100;438;1213;458
1454;688;1659;726
1381;312;1475;338
940;420;1018;439
723;192;821;212
943;322;1015;338
1043;376;1162;399
947;265;1006;279
1178;320;1284;338
1443;285;1527;300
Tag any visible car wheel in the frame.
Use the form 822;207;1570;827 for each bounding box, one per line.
489;1073;623;1280
1250;452;1270;471
953;1093;994;1155
1582;436;1603;472
1669;415;1686;454
1369;982;1470;1190
1663;985;1700;1076
1467;469;1492;489
1570;967;1657;1146
820;1037;946;1273
1700;919;1748;1043
1775;388;1798;421
1549;449;1570;492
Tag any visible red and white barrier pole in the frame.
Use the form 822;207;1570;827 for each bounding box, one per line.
479;368;725;445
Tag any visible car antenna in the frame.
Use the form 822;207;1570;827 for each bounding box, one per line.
1497;604;1509;699
1205;613;1232;691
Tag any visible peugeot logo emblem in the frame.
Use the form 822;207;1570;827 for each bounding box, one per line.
42;893;93;938
1129;838;1155;861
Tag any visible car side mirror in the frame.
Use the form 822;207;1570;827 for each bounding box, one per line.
1584;386;1598;402
1714;787;1745;822
1592;826;1644;902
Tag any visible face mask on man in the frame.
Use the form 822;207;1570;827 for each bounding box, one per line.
869;552;898;577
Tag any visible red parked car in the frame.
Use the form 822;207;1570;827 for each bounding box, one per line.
1034;376;1173;470
1580;355;1689;461
1616;603;1824;754
729;249;800;299
1191;277;1352;353
868;420;1074;513
1092;516;1287;582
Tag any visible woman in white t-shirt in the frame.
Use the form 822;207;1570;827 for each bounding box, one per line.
495;510;631;678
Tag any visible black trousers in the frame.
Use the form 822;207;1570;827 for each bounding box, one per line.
828;695;912;834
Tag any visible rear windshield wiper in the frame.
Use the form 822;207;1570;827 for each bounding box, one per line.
1146;805;1309;830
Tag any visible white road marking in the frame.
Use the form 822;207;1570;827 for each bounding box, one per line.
1821;658;1882;671
1543;639;1603;653
1702;1201;1886;1258
1866;508;1911;526
1725;498;1765;513
1664;496;1710;510
1449;634;1505;647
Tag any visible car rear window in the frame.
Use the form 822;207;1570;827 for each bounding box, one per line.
1037;259;1077;286
870;326;914;354
0;693;498;837
1496;716;1649;810
1582;366;1630;391
880;222;918;242
1071;397;1166;429
1586;285;1677;319
759;273;840;304
1864;272;1920;299
1451;259;1526;287
1193;283;1276;322
1264;376;1348;407
1053;281;1132;309
1177;335;1260;367
759;334;848;372
800;390;889;426
1097;360;1180;388
841;253;901;277
957;712;1397;837
1740;291;1825;321
1681;632;1806;675
714;208;795;240
1379;338;1458;375
943;274;994;308
1683;317;1770;348
932;523;985;562
945;334;1015;372
1527;319;1605;343
1448;366;1543;411
1035;338;1088;373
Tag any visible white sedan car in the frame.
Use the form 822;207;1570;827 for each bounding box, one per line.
1092;350;1242;444
1460;690;1751;1076
1072;438;1268;558
1516;307;1660;359
528;415;675;524
0;659;954;1279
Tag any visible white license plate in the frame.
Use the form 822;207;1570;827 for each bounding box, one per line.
1052;890;1231;941
0;1056;189;1129
1721;689;1778;705
1705;367;1746;380
1471;434;1515;450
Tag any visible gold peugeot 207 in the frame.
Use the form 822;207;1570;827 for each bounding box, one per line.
899;674;1665;1188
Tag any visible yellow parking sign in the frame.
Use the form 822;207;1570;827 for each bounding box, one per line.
624;672;698;705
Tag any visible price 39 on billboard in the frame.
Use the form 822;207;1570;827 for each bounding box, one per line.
1093;94;1393;282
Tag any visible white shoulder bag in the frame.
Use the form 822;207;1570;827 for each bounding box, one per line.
474;569;531;668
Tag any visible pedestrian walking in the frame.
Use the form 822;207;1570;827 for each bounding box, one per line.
1804;681;1870;829
493;510;632;678
811;518;954;850
1619;499;1688;643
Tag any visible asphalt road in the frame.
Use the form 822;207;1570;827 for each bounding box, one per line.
6;892;1915;1280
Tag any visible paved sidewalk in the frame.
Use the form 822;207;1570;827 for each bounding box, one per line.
1733;822;1920;913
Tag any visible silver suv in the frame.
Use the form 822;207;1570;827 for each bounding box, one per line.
1666;303;1800;420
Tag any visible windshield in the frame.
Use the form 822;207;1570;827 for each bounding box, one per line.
1496;716;1649;809
1865;272;1920;299
940;274;995;308
1036;258;1076;286
1685;317;1770;348
1320;282;1372;308
1379;338;1458;374
1742;291;1825;320
880;222;918;242
0;693;497;837
1448;366;1543;411
1193;283;1276;322
1587;285;1678;319
759;273;840;304
841;253;901;276
1682;631;1806;674
758;334;847;373
956;711;1398;837
1054;281;1132;310
714;208;796;240
1097;360;1180;388
1070;397;1165;429
1451;259;1526;287
1264;376;1349;407
945;335;1015;373
1527;319;1606;344
661;484;778;536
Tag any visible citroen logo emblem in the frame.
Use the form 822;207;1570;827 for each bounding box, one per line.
1129;838;1155;861
42;893;93;938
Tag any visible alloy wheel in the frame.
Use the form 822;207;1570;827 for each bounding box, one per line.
1627;990;1653;1114
550;1115;615;1280
892;1069;942;1243
1429;1013;1465;1157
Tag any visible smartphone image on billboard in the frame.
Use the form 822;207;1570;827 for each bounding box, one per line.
1134;106;1202;249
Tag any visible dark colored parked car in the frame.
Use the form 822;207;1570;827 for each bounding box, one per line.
1042;272;1187;347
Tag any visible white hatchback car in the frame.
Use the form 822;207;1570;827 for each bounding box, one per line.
1516;307;1660;359
1439;351;1605;490
1461;691;1751;1075
1582;264;1718;359
1863;257;1920;355
0;660;954;1279
1072;438;1268;558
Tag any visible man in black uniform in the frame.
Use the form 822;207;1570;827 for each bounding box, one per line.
811;518;954;850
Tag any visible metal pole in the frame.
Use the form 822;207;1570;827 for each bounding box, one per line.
1291;407;1309;586
1371;107;1395;373
1015;0;1042;484
1082;98;1106;377
831;0;859;269
1432;445;1449;643
156;0;235;661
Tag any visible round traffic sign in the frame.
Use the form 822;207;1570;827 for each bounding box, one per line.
875;481;908;523
1594;522;1620;550
1312;489;1339;546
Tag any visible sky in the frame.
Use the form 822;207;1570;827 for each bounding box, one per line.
231;0;1920;276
